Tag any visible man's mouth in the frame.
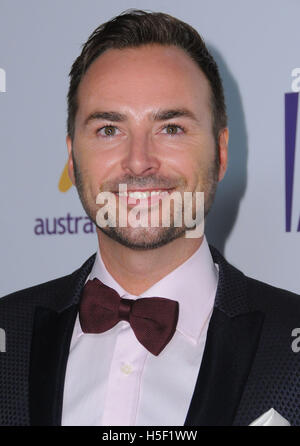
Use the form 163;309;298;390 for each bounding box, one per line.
114;188;175;207
117;189;170;198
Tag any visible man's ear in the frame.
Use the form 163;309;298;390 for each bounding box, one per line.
66;135;76;185
217;127;229;182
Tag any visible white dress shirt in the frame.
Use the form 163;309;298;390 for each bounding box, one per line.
61;237;218;426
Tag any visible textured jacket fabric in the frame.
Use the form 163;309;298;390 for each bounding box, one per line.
0;246;300;426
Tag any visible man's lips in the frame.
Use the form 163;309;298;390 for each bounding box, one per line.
115;188;172;197
114;188;175;207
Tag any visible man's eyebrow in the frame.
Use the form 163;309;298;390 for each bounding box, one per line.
151;108;198;122
84;108;198;126
84;111;127;126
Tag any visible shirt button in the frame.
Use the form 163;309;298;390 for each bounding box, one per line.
121;364;133;375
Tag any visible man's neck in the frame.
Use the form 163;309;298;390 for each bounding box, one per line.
96;231;204;295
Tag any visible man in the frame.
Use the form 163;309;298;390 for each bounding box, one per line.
1;9;300;426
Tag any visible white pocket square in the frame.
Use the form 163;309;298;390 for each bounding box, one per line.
249;408;290;426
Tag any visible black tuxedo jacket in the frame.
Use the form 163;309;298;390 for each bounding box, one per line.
1;246;300;426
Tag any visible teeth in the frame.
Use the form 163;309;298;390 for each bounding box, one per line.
151;190;169;196
129;191;150;199
118;190;170;198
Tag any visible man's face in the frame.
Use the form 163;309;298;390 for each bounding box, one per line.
67;44;228;249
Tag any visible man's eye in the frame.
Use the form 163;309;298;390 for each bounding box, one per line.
162;125;184;135
98;126;119;137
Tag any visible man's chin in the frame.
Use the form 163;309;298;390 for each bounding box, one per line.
97;225;186;250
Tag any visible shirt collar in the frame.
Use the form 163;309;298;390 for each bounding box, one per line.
76;237;218;344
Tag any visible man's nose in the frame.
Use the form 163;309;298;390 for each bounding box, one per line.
121;133;160;176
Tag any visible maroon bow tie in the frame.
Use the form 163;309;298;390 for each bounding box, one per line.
79;278;179;356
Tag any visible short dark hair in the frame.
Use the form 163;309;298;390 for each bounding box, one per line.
67;9;227;142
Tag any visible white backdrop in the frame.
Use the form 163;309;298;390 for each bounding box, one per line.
1;0;299;296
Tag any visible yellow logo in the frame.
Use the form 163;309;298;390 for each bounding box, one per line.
58;162;72;192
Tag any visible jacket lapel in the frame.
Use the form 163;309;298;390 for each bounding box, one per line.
29;254;96;426
184;246;265;426
184;307;264;426
29;305;78;425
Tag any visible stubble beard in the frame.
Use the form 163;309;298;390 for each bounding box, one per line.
72;151;219;250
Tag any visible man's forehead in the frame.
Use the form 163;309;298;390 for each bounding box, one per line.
85;44;198;72
75;44;213;125
79;44;210;95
